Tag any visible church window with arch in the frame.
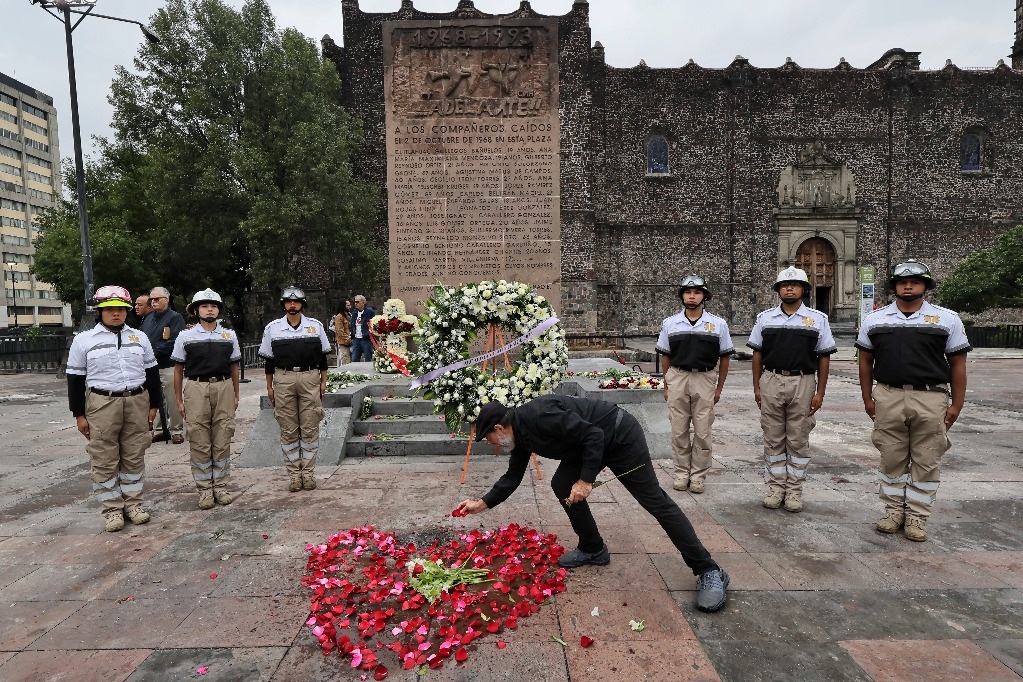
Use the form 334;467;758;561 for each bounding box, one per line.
646;135;670;175
961;134;982;172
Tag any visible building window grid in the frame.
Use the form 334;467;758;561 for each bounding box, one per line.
0;235;29;247
2;252;32;264
21;103;48;121
22;119;47;136
25;170;50;185
0;110;17;126
0;93;15;107
27;188;52;201
23;138;47;153
1;199;26;212
25;154;50;169
5;288;32;299
0;145;20;162
1;216;27;228
0;128;21;143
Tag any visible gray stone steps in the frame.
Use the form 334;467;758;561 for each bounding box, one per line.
353;414;451;435
367;397;438;416
344;433;497;457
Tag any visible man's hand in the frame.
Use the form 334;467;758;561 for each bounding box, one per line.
714;388;722;404
567;480;593;505
320;382;326;399
753;390;762;410
148;407;158;424
808;392;824;416
177;400;186;421
663;385;668;401
454;499;488;515
863;398;875;420
76;416;90;440
944;405;961;431
267;386;275;406
234;394;240;410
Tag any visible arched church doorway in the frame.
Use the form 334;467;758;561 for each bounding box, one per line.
795;237;836;317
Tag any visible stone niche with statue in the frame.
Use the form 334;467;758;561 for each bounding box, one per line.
382;12;561;313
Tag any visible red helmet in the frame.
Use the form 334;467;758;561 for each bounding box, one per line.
92;285;133;308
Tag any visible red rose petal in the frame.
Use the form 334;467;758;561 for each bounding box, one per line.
373;664;388;680
580;636;594;648
497;640;506;649
454;647;469;662
209;573;218;579
451;508;465;518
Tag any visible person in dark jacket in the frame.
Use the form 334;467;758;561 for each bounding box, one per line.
454;395;730;613
141;286;186;443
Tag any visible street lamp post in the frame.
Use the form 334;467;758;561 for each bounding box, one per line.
29;0;159;331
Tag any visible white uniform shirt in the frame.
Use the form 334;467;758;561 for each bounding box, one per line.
656;309;734;370
855;300;971;385
748;304;837;372
258;315;331;367
171;323;242;377
67;324;158;391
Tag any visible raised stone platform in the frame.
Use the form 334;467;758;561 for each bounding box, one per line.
237;358;675;467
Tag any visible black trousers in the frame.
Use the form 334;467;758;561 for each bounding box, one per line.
550;411;717;575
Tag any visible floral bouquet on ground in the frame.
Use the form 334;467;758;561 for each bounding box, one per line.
411;280;569;431
326;371;374;392
369;298;418;374
303;524;567;675
567;368;663;390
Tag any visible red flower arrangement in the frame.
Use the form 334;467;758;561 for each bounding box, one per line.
372;318;415;335
303;524;567;674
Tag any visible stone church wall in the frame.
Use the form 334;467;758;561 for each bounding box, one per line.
332;0;1023;335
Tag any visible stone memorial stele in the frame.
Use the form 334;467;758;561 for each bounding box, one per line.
384;16;561;313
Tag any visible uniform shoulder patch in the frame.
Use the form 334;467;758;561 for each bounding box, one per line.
703;322;716;332
222;331;232;339
306;326;317;334
801;316;816;327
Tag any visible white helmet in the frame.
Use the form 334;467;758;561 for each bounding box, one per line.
190;288;223;306
774;266;810;293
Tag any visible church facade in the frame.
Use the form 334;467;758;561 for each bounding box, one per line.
327;0;1023;334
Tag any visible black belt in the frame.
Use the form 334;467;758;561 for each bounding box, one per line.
278;366;317;372
765;368;815;377
880;382;949;395
90;386;145;397
672;366;712;372
191;375;229;383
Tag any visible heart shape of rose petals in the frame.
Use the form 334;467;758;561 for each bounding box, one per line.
304;525;566;672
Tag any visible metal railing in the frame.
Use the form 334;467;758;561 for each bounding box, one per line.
0;334;68;372
967;325;1023;349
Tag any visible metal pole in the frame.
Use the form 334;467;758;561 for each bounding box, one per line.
9;265;17;327
62;6;95;331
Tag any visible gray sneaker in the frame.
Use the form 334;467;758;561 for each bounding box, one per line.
558;544;611;568
695;568;729;612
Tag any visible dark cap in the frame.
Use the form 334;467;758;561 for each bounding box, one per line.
474;401;509;441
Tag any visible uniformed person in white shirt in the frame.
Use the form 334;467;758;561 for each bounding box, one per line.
656;275;734;493
172;289;242;510
66;285;161;532
748;267;837;513
258;286;331;492
856;260;971;542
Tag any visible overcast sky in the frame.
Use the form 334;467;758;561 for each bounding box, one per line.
1;0;1016;162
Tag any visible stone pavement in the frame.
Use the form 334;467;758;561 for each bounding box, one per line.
0;357;1022;681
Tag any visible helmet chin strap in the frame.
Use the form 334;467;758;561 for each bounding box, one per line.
101;321;125;333
896;292;924;302
683;302;702;310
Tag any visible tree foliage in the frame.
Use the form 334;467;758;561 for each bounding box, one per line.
33;0;382;329
937;224;1023;314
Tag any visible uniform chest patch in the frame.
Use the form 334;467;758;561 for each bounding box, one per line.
222;332;231;339
801;317;816;327
924;315;940;324
703;322;715;332
128;335;140;343
306;326;317;334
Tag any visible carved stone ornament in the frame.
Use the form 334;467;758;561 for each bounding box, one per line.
777;142;857;209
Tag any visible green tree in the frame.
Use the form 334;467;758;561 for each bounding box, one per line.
33;0;382;329
937;224;1023;314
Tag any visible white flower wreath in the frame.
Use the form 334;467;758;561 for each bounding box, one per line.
412;280;569;431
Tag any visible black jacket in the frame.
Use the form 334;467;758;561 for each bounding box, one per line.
481;395;620;508
141;308;185;368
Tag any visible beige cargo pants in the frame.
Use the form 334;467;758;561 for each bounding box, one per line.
85;391;151;514
183;378;236;492
871;384;950;519
272;369;324;475
154;366;184;437
759;372;816;494
666;367;718;484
